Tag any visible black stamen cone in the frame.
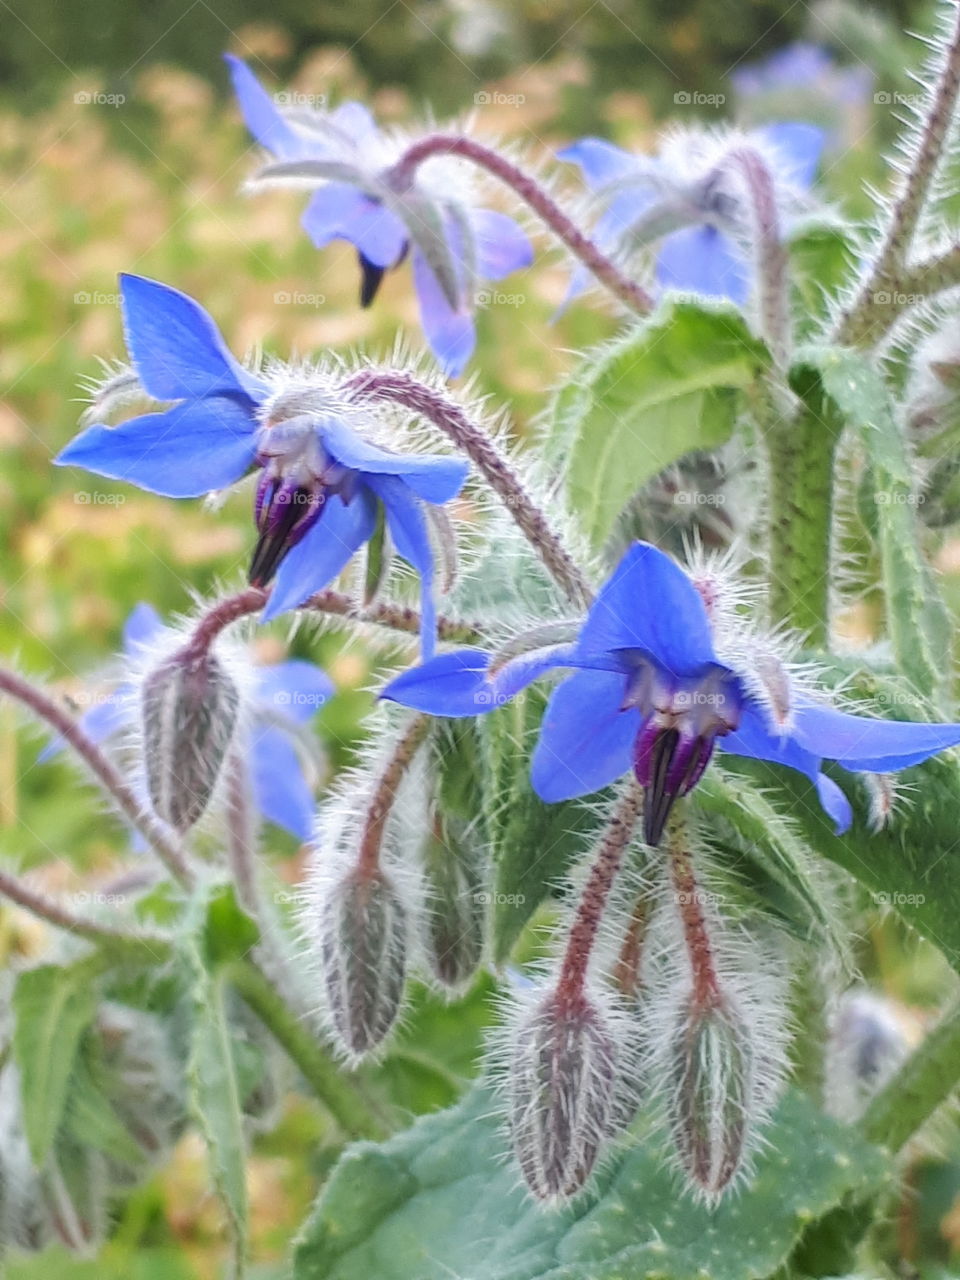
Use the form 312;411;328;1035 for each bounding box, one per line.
358;253;386;308
249;488;308;588
643;727;680;847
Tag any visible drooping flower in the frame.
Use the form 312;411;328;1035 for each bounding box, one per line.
384;541;960;845
54;275;468;656
557;122;824;306
42;602;333;840
225;56;533;378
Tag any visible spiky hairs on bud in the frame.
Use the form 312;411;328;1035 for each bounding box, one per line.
504;982;628;1203
139;634;244;833
300;711;428;1061
644;829;791;1202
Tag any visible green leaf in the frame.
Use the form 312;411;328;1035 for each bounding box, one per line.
292;1086;891;1280
788;218;859;336
479;687;602;962
202;881;260;969
62;1045;145;1167
183;902;249;1276
13;957;102;1165
557;297;771;550
792;345;951;699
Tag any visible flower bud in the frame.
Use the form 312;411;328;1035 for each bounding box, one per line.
140;644;241;831
667;994;752;1199
508;988;621;1202
317;866;408;1059
420;812;486;991
825;989;911;1121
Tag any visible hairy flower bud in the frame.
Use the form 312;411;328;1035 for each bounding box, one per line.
317;866;408;1059
666;994;752;1200
825;989;911;1121
507;988;621;1202
420;812;486;991
140;644;241;831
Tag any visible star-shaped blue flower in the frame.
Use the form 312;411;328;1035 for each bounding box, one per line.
226;55;533;378
54;274;468;657
41;603;333;840
383;542;960;844
558;122;824;306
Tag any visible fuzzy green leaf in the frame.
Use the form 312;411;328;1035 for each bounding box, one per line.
12;957;103;1165
557;297;771;550
292;1085;891;1280
792;345;951;699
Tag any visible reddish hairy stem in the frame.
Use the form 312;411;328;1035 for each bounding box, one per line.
185;586;483;653
557;784;643;1002
613;889;653;998
386;133;654;315
357;715;432;878
727;147;789;365
0;867;169;953
344;369;593;609
0;667;194;887
667;819;720;1007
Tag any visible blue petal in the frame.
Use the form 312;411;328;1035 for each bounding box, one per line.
39;684;135;762
255;660;334;724
319;418;468;505
469;209;533;281
122;603;166;653
301;186;408;268
760;122;825;189
119;274;265;403
557;138;638;188
656;226;750;304
329;100;378;145
225;55;312;159
368;474;438;659
54;398;258;498
791;701;960;772
412;249;475;378
250;725;315;840
720;705;852;833
576;541;717;677
381;642;576;717
531;669;638;803
263;489;378;620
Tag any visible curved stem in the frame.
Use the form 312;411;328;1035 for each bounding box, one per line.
727;147;789;366
859;994;960;1152
343;369;593;609
386;134;653;315
835;4;960;347
227;958;387;1139
666;812;720;1006
556;783;642;1001
188;586;483;652
0;667;194;886
0;867;171;957
357;715;432;877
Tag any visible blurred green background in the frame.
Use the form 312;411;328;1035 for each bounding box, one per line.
2;0;959;1275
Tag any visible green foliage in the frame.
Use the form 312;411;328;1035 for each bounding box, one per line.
556;298;771;550
292;1086;891;1280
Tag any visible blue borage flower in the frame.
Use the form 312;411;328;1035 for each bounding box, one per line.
384;541;960;845
225;56;533;378
732;43;875;114
557;122;824;306
41;603;333;840
54;274;468;657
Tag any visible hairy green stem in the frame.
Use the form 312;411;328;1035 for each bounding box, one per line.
764;404;837;645
228;959;387;1140
859;994;960;1152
